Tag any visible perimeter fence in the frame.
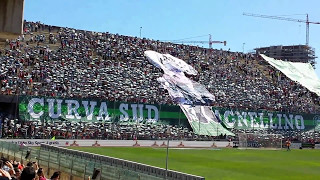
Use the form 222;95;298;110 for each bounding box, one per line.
0;141;205;180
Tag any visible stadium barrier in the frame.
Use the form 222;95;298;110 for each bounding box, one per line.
5;139;231;147
0;141;205;180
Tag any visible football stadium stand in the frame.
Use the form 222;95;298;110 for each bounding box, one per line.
0;21;319;113
0;21;319;145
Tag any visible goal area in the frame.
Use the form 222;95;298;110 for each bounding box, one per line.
238;133;283;149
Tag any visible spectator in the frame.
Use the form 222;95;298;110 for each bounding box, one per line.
36;168;46;180
0;160;12;180
20;166;36;180
0;169;11;180
12;167;21;180
49;171;60;180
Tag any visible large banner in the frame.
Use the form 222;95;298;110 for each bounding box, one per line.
145;51;218;136
19;96;320;131
261;54;320;96
144;50;215;106
180;105;234;136
18;95;189;126
213;107;320;131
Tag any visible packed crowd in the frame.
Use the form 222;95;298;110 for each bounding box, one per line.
0;21;319;114
1;117;206;141
199;54;319;113
1;116;319;144
0;156;61;180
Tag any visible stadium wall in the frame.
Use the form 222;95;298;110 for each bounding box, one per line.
0;0;24;34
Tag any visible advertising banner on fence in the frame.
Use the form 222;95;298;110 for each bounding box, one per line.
4;139;230;148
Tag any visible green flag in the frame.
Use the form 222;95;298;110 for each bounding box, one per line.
51;136;56;140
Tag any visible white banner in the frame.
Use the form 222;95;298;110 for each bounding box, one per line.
144;50;215;105
145;51;220;136
261;54;320;96
180;105;234;136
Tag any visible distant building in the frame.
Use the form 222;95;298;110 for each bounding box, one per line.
255;45;316;66
0;0;24;34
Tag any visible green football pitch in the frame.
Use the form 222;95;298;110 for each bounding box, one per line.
68;147;320;180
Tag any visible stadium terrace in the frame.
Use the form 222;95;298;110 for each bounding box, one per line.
1;20;320;142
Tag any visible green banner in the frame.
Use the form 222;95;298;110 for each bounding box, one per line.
18;95;189;126
213;107;320;131
19;96;320;131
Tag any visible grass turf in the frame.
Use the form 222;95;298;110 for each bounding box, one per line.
68;147;320;180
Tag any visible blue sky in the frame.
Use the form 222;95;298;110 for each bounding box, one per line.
24;0;320;76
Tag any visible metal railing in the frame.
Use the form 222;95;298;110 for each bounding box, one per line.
0;141;205;180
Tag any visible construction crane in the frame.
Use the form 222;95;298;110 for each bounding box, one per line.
167;34;226;49
243;13;320;46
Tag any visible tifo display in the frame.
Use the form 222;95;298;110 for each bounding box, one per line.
0;21;319;144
